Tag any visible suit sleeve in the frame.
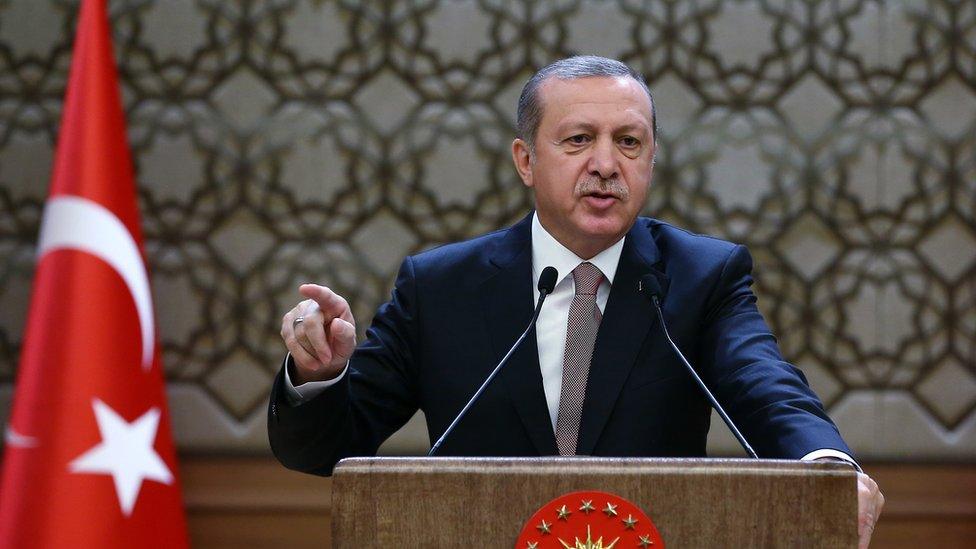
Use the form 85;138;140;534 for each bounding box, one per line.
267;256;422;476
697;245;854;459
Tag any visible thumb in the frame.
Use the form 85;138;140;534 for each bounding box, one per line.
329;317;357;362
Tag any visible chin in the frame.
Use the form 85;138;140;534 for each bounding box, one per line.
577;216;628;240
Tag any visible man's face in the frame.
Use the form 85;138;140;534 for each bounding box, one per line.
512;76;655;259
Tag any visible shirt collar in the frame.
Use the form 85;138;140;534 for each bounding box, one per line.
531;211;625;289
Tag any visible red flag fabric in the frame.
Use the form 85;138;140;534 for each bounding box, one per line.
0;0;189;546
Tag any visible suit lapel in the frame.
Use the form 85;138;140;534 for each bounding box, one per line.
576;219;669;455
479;214;559;455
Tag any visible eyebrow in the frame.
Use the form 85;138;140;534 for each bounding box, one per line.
555;120;650;135
613;123;650;134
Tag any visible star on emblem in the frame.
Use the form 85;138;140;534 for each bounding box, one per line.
602;502;618;517
557;504;572;520
527;542;539;549
579;499;595;514
622;514;638;530
68;399;173;516
637;534;654;547
537;519;552;535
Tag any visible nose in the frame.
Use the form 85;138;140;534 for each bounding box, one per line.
587;137;619;180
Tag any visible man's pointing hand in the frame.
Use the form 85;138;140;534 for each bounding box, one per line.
280;284;357;384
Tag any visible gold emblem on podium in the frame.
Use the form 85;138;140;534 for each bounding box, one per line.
515;491;663;548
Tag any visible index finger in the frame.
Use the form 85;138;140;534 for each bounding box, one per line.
299;284;348;319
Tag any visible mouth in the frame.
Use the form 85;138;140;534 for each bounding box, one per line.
581;192;619;209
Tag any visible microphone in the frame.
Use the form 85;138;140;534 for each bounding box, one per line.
639;274;759;459
428;266;559;456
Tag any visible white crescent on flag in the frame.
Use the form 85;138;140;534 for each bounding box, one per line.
3;426;38;448
36;195;155;370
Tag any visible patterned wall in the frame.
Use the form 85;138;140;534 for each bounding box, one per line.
1;0;974;459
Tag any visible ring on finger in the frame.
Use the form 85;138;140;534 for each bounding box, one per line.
293;316;305;330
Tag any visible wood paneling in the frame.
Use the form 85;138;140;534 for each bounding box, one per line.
864;464;976;548
181;456;332;548
180;457;976;548
188;511;331;549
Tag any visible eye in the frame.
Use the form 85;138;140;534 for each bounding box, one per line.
566;134;590;145
619;136;640;148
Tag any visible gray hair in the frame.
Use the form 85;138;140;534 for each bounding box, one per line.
516;56;657;150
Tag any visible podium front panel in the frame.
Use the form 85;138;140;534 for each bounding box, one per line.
331;457;857;548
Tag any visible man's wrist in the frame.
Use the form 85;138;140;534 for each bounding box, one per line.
282;353;349;405
288;358;345;385
802;448;862;473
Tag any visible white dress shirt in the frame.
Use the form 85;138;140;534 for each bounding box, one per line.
283;212;858;468
530;212;623;430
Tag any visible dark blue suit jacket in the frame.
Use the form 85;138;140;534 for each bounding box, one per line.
268;214;852;475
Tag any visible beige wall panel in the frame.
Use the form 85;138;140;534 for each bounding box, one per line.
0;0;973;461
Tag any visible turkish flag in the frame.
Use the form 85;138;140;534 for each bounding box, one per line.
0;0;189;547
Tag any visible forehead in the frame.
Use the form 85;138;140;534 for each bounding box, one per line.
536;75;653;131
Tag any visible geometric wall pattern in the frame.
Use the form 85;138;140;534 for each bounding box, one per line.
1;0;974;459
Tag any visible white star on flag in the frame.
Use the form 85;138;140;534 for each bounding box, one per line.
69;398;174;516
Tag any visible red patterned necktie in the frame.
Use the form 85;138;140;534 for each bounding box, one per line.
555;262;604;456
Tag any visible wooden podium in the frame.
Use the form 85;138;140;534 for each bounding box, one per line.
331;457;857;547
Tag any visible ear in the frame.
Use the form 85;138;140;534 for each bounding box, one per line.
511;138;534;188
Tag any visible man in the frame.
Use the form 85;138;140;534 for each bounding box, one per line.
268;56;883;546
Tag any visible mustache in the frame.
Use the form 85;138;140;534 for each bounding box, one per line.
575;176;629;199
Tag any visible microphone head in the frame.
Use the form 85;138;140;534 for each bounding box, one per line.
640;273;663;303
538;266;558;294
